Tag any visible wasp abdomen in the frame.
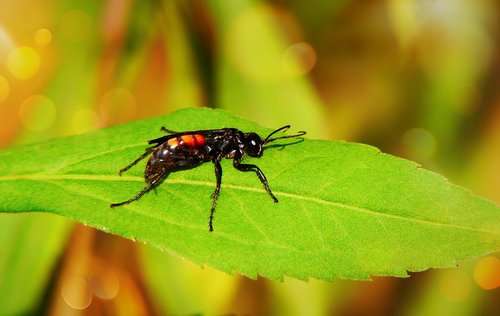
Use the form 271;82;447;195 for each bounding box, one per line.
167;134;205;150
156;134;207;162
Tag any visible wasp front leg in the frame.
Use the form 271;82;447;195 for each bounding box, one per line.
233;160;278;203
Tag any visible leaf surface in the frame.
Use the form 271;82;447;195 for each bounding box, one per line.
0;108;498;280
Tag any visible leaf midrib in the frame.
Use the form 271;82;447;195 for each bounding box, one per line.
0;173;494;235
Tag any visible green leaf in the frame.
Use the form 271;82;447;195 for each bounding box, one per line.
0;108;498;281
0;213;72;316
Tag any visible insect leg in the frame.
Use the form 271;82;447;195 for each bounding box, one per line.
209;159;223;232
118;147;154;175
147;127;181;145
233;161;278;203
160;126;180;134
110;171;166;208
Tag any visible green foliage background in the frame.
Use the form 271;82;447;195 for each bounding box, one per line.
0;0;499;315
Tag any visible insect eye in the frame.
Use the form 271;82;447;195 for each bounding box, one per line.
245;133;262;157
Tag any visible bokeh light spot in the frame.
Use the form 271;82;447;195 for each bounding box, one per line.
89;266;120;300
282;42;317;77
473;256;500;290
439;269;471;302
402;128;437;161
7;46;41;80
19;95;56;132
34;28;53;46
99;88;137;124
72;108;99;134
227;5;288;82
0;75;9;104
61;277;92;310
60;10;92;42
0;25;15;52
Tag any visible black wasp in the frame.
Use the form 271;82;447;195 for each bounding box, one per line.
110;125;306;231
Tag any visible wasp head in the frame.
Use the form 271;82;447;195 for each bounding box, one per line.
243;132;264;157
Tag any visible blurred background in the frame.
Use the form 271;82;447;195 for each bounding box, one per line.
0;0;499;315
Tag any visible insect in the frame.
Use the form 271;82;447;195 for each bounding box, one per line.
110;125;306;231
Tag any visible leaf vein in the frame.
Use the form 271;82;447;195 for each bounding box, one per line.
2;173;495;235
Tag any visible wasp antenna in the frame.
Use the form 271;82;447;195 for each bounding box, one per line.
264;125;290;144
264;126;306;144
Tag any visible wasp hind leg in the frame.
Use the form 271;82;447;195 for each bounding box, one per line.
118;147;154;175
161;126;180;134
147;127;180;145
110;169;168;208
